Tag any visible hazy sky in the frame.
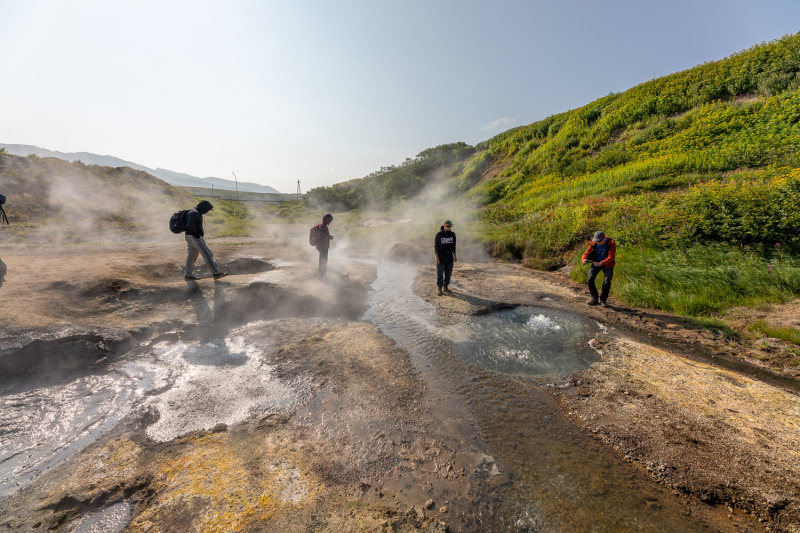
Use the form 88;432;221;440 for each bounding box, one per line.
1;1;798;192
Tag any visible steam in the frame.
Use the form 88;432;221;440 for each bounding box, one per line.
1;155;190;249
330;162;494;264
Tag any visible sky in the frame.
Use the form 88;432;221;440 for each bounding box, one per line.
1;1;798;193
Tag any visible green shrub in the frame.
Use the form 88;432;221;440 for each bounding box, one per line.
757;72;799;96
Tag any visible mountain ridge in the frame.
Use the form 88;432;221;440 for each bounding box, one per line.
0;143;281;194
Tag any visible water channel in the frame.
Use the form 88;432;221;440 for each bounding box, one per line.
364;262;730;532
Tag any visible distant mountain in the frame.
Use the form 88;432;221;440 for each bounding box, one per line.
0;143;281;194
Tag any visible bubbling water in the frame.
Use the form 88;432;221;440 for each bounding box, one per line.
453;307;601;376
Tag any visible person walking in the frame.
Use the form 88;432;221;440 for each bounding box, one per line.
0;193;7;284
582;230;616;306
184;200;227;281
315;213;334;280
434;220;457;296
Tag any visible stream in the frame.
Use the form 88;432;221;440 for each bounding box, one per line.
364;262;727;532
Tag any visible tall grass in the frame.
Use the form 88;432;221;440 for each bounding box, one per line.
572;243;800;315
747;320;800;346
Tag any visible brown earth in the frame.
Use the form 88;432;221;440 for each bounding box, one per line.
414;261;800;531
0;240;491;532
1;240;797;531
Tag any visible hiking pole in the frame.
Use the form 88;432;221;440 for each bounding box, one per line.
0;205;8;225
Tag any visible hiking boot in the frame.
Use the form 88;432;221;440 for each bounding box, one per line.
437;287;443;296
443;286;452;293
600;299;609;307
587;298;600;306
185;275;200;281
213;272;229;280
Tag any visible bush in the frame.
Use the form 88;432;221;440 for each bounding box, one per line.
758;72;798;96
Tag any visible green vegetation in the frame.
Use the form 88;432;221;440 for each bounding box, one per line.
305;142;475;210
307;33;800;317
747;320;800;346
570;244;800;315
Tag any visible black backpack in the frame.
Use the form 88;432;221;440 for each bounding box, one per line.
169;209;191;234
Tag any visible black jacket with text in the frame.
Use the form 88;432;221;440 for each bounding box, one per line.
434;227;456;263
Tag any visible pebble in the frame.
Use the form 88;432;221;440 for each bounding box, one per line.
425;499;434;509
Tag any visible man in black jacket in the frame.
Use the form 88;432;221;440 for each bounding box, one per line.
434;220;457;296
184;200;227;280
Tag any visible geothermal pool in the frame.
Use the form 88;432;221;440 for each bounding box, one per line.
365;262;723;532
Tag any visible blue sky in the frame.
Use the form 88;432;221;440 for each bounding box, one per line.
1;1;798;192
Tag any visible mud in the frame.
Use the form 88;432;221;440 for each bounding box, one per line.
0;239;794;531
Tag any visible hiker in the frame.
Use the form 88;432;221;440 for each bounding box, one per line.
314;213;334;280
0;193;6;283
184;200;227;280
434;220;457;296
582;230;616;306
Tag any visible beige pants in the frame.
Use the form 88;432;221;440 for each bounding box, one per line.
185;235;220;276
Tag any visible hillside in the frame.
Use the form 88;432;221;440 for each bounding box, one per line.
0;153;298;245
0;143;281;194
307;33;800;319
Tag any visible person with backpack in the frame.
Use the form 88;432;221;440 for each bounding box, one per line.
0;193;7;283
581;230;616;306
0;193;8;226
434;220;457;296
179;200;227;281
310;213;334;280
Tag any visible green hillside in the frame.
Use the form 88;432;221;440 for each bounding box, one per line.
307;34;800;317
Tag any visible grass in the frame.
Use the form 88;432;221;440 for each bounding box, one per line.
684;316;739;338
747;320;800;346
571;243;800;316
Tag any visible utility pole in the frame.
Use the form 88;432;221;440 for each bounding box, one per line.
231;172;240;201
296;180;301;201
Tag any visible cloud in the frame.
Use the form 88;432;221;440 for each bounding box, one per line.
479;116;519;132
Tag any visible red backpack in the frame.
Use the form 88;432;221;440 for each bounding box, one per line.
309;223;323;246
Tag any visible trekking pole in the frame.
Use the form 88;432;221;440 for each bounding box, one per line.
0;205;8;225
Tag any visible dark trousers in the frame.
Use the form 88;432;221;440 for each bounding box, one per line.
588;265;613;301
318;248;329;279
436;261;453;288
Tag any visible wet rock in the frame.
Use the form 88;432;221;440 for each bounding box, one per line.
0;332;132;389
222;257;275;275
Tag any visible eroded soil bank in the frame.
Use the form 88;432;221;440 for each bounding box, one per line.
414;262;800;531
0;240;795;531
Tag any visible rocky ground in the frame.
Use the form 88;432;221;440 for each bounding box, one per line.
0;240;797;531
0;240;493;532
